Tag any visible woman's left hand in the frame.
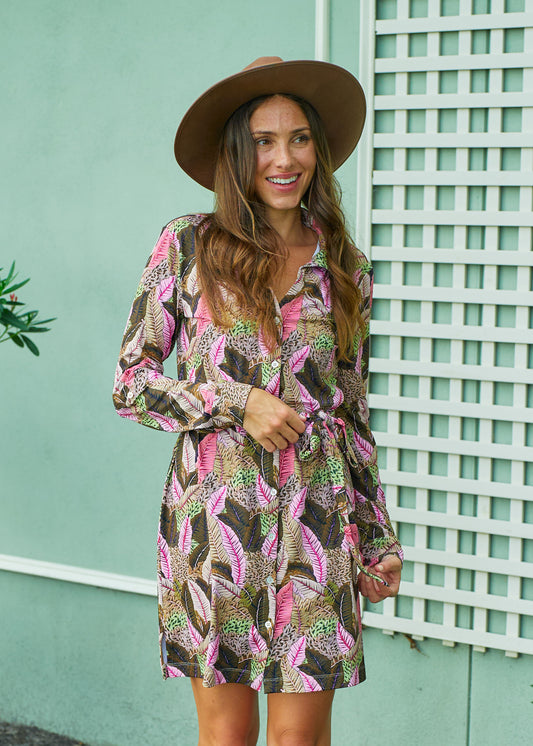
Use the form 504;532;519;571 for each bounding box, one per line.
358;554;402;603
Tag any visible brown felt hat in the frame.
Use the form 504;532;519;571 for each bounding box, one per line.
174;56;366;191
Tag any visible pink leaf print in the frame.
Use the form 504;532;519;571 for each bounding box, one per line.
172;470;184;505
257;327;271;357
265;372;280;396
261;524;278;559
212;576;241;599
178;515;192;554
180;322;190;353
207;485;227;516
249;624;267;655
116;408;140;422
189;579;210;623
281;295;303;340
166;665;185;678
217;520;246;587
251;675;263;691
289;487;308;520
200;386;216;414
288;345;310;373
279;444;295;487
297;381;320;413
148;228;172;269
157;530;173;581
210;335;226;366
273;581;293;639
206;634;220;666
336;622;356;656
256;473;274;508
292;576;325;599
319;274;331;309
355;338;363;374
353;431;373;460
332;386;344;409
354;488;367;505
182;434;196;474
349;668;360;687
198;432;218;483
214;669;227;686
187;618;203;647
287;635;306;667
146;411;176;432
157;275;175;303
301;524;327;584
343;524;360;548
372;504;386;525
300;671;322;692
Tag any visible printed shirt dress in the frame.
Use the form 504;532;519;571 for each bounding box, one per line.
113;211;402;693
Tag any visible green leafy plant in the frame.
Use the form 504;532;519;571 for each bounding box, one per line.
0;262;56;356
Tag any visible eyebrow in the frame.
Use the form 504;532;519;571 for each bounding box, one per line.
251;126;311;135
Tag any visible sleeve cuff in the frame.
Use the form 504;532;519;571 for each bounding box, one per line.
211;381;253;427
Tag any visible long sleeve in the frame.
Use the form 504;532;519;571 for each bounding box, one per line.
112;219;252;433
337;258;403;566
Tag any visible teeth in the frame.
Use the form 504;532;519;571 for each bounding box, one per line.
267;175;298;184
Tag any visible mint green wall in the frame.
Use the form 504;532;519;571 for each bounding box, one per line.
1;2;531;745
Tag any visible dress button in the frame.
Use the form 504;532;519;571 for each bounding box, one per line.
271;360;280;369
271;488;278;496
265;620;273;630
267;575;275;584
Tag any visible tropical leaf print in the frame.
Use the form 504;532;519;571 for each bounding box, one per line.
157;530;173;581
273;581;293;639
288;345;310;373
113;212;402;692
178;515;192;554
300;524;327;584
216;519;246;587
198;433;218;483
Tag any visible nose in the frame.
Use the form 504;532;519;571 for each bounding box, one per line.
274;141;293;170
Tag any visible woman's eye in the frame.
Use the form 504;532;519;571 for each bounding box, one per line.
294;134;311;144
255;138;270;147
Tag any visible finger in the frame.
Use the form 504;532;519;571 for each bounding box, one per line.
279;423;303;444
269;433;289;451
286;411;307;435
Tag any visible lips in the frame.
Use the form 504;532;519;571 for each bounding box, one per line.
266;174;300;189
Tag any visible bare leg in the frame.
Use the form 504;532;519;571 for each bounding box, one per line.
190;678;260;746
266;690;335;746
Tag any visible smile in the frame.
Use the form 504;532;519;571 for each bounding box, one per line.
266;175;299;185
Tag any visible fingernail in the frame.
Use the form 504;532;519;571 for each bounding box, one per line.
377;564;384;572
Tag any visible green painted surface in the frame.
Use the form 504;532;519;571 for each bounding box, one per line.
0;570;472;746
2;1;533;744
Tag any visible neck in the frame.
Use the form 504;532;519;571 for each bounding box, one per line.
264;206;307;245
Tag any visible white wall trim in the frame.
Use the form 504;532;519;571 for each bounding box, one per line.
356;0;375;257
0;553;157;596
315;0;330;61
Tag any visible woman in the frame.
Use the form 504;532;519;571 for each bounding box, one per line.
113;57;402;745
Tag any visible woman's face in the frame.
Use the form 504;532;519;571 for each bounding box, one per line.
249;95;317;217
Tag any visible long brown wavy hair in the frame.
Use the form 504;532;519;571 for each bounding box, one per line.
195;93;364;362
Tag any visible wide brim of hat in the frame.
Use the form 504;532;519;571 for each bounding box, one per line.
174;59;366;191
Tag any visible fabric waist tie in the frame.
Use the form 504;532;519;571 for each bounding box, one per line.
294;410;389;588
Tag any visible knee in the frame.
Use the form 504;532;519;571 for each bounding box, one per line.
200;714;259;746
270;727;321;746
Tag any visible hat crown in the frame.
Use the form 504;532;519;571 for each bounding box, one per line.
242;56;284;72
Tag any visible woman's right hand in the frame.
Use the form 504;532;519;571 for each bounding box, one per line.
243;388;306;452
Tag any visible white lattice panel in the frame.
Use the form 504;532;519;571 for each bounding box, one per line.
358;0;533;656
